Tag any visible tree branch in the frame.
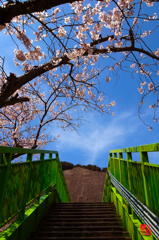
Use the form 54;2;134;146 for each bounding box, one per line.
90;35;114;47
0;0;81;25
0;96;30;108
0;55;69;107
0;35;158;109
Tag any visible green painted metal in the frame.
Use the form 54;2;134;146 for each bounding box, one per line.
1;143;159;240
0;146;71;240
102;142;159;240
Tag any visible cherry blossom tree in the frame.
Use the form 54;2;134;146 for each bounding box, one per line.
0;0;159;160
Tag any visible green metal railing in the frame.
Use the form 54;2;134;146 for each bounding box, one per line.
102;142;159;240
1;143;159;240
0;146;71;240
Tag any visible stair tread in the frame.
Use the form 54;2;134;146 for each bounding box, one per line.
52;208;116;210
38;230;129;233
53;205;115;207
51;210;116;212
53;203;115;204
45;217;121;222
48;213;119;215
43;218;122;221
46;216;121;219
47;215;121;216
41;226;125;229
27;202;132;240
42;222;123;226
30;237;132;240
53;204;115;206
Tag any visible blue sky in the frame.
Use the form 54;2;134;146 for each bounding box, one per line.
0;0;159;169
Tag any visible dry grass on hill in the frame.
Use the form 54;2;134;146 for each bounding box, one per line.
63;167;107;202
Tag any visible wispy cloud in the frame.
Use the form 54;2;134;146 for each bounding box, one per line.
51;110;140;165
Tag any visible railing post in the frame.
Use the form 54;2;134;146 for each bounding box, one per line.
104;153;112;202
17;153;33;222
118;152;123;184
118;152;124;208
106;177;111;202
45;153;52;195
0;153;3;164
113;153;117;178
55;153;58;185
140;151;149;207
126;152;138;219
35;153;45;204
126;152;132;192
0;153;12;226
26;153;33;203
55;153;62;201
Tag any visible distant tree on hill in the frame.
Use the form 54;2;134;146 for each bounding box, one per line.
102;167;107;173
60;161;74;170
61;161;107;172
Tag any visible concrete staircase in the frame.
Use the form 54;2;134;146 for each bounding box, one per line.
28;202;132;240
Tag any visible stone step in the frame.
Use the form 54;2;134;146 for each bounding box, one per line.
27;202;132;240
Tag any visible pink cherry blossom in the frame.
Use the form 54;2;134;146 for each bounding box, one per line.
109;101;116;106
64;17;70;24
141;30;151;38
53;8;60;15
115;40;123;48
57;26;67;37
112;7;121;21
0;0;159;150
99;12;107;24
108;37;112;43
106;77;111;82
14;49;26;61
130;63;136;68
148;82;154;91
149;105;155;109
140;101;144;105
141;81;146;86
137;86;144;94
140;53;145;58
109;67;114;71
148;127;153;131
133;17;139;25
100;104;104;109
155;48;159;56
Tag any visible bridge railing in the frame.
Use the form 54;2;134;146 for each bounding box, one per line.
0;146;71;233
102;143;159;240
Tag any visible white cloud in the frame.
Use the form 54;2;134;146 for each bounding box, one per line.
51;110;140;165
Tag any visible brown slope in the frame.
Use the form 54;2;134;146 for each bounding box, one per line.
63;167;106;203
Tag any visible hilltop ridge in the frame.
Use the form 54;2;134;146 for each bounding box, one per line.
60;161;107;173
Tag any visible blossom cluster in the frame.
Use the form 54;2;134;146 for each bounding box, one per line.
0;0;158;152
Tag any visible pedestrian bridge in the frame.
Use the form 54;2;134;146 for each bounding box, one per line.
0;143;159;240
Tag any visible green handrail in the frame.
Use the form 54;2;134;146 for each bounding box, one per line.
102;142;159;240
1;143;159;240
0;146;71;240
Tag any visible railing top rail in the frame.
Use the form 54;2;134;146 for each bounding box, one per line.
109;142;159;153
108;171;159;238
0;146;58;155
